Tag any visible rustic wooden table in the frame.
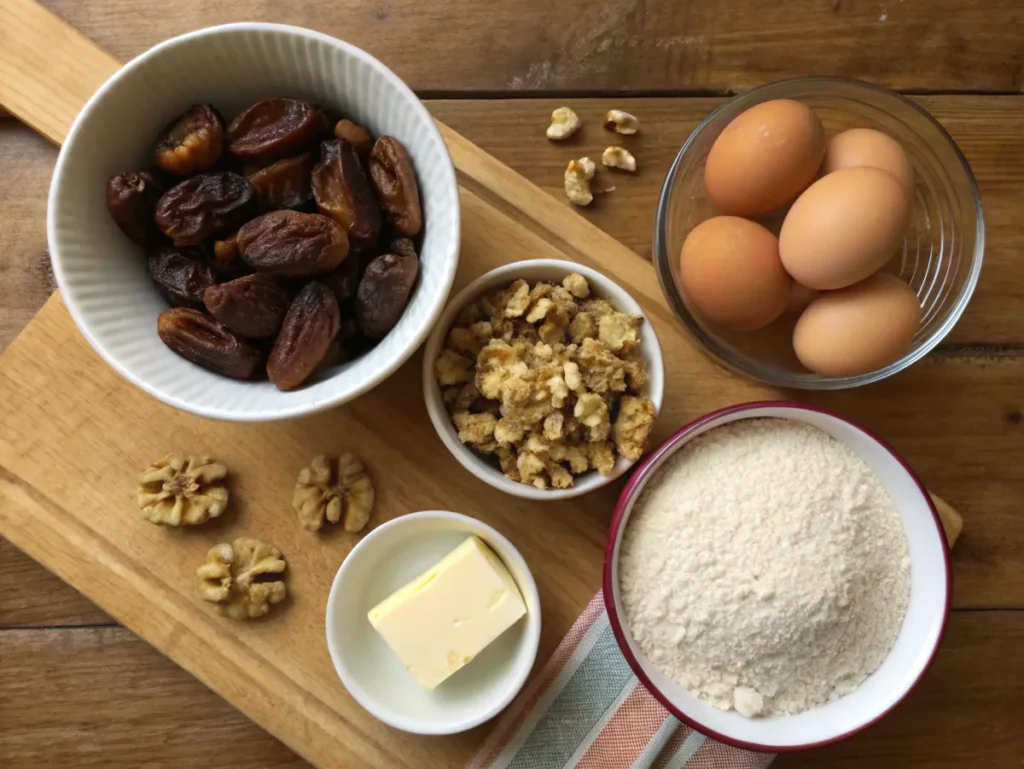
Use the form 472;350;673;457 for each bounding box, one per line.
1;1;1022;767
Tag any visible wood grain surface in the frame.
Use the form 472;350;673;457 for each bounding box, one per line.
1;0;1022;767
33;0;1024;94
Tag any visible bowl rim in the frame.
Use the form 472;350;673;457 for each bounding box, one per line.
47;22;460;421
323;509;542;734
601;399;953;752
653;75;985;391
420;258;666;500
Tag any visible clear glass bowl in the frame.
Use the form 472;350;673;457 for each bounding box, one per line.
654;76;984;389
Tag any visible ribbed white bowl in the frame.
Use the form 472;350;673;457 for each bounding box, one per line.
49;23;460;421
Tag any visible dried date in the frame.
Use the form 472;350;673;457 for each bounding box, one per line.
368;137;422;237
390;237;417;259
312;139;381;251
356;250;419;340
333;119;373;153
227;98;329;163
321;254;362;303
203;273;290;339
237;210;349;276
148;247;217;307
155;172;257;246
248;153;314;212
155;104;225;176
106;171;164;246
157;308;262;379
267;281;340;390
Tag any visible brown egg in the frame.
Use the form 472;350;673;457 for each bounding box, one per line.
823;128;914;189
793;273;922;377
704;99;825;217
679;216;791;331
779;167;912;290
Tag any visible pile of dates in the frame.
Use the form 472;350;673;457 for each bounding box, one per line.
105;98;423;391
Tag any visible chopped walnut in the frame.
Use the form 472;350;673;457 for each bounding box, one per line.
599;312;642;353
293;454;375;533
196;538;287;620
602;146;637;172
574;392;611;441
604;109;640;135
434;349;474;386
614;396;657;461
137;455;228;527
565;157;596;206
562;273;590;299
547;106;582;140
433;274;657;490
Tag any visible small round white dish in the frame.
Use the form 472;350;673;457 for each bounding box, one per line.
49;23;460;421
422;259;666;500
604;402;951;752
325;511;541;735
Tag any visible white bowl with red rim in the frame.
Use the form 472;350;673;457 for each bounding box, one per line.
603;401;951;752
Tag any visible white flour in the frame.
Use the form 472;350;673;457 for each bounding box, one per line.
619;419;910;717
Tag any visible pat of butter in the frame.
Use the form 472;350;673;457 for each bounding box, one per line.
367;535;527;690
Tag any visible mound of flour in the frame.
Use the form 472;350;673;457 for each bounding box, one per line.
619;419;910;717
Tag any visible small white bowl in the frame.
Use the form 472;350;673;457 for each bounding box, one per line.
48;23;460;421
325;511;541;735
604;402;951;752
422;259;666;500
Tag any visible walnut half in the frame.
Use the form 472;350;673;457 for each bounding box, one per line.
137;455;229;526
293;453;375;533
197;538;287;620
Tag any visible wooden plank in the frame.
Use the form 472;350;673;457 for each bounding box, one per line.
0;539;112;627
2;612;1022;768
0;627;308;768
2;95;1023;352
27;0;1024;94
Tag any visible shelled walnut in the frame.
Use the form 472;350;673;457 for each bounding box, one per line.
137;455;229;526
293;453;375;532
196;538;287;620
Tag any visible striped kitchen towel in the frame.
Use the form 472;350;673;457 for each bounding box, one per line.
469;592;774;769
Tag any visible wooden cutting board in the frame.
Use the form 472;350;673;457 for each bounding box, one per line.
0;1;962;766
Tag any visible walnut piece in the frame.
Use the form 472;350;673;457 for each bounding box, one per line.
293;454;375;533
604;109;639;135
433;274;658;490
546;106;582;140
137;455;228;526
196;538;287;620
602;146;637;172
564;157;596;206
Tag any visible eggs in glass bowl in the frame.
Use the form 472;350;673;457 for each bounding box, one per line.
655;77;983;389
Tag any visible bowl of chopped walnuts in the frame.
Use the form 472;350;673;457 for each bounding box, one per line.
423;260;664;499
48;23;460;420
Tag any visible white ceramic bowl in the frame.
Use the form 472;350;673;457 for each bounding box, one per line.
422;259;666;500
604;402;951;752
325;511;541;735
48;23;460;421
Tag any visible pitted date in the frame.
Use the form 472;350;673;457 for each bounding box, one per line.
248;153;314;212
106;171;164;246
157;308;261;379
155;104;225;176
203;273;290;339
312;139;381;251
237;210;349;276
267;281;340;390
148;247;218;307
155;172;257;246
368;137;422;237
355;249;419;340
227;98;329;163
